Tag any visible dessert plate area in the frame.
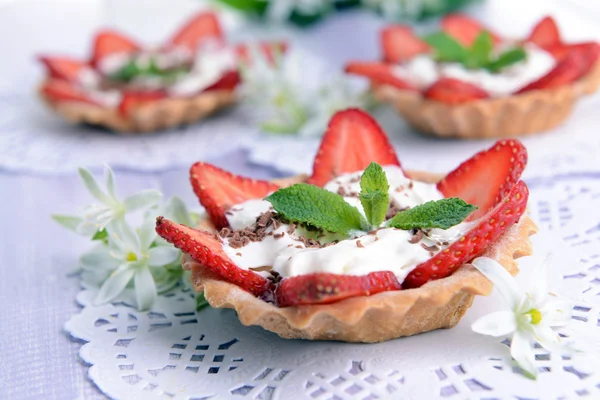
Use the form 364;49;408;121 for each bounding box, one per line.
62;174;600;399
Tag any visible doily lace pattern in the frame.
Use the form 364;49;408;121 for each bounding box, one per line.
65;173;600;399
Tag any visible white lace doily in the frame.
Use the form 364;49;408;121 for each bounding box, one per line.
65;171;600;399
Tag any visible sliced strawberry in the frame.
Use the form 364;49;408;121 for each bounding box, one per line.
91;30;140;68
441;14;501;46
276;271;401;307
546;42;600;75
381;25;429;63
404;180;529;289
155;217;268;295
345;62;418;91
527;16;561;49
40;79;101;106
38;56;87;82
204;70;241;92
235;42;288;66
190;162;280;229
307;109;402;187
515;46;597;93
424;78;490;104
168;11;223;51
118;91;167;116
437;140;527;220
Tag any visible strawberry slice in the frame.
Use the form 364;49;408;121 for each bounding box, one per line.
168;11;223;51
276;271;401;307
119;91;167;116
515;46;597;93
38;56;87;82
91;30;140;68
345;62;418;91
424;78;490;104
437;139;527;220
190;162;280;229
235;42;288;66
441;14;501;46
403;180;529;289
40;79;101;106
204;70;241;92
381;25;429;63
527;16;561;49
307;109;402;187
155;217;269;295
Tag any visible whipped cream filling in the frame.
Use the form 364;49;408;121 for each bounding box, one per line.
393;44;556;97
221;166;474;284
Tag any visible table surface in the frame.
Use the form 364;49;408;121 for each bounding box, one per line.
3;1;600;399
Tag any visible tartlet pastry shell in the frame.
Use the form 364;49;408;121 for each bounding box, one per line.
184;172;537;343
372;61;600;139
39;82;236;134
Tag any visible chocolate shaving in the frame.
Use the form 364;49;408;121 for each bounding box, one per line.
287;224;297;235
219;227;233;238
408;230;424;244
250;265;272;272
386;203;409;220
356;240;364;248
273;232;285;239
421;243;440;252
299;236;321;248
267;270;282;284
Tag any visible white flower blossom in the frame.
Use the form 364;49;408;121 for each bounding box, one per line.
81;218;179;310
471;256;576;379
239;45;372;137
52;165;162;237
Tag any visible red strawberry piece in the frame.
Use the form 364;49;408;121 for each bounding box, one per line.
424;78;490;104
204;70;241;92
515;46;596;93
118;91;167;116
437;139;527;220
441;14;501;46
155;217;269;296
235;42;288;66
403;180;529;289
345;62;418;91
381;25;429;63
40;79;101;106
527;16;561;49
38;56;87;82
91;30;140;68
168;11;223;51
547;42;600;74
307;109;402;187
190;162;280;229
276;271;401;307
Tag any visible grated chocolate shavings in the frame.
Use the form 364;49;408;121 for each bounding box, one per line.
219;227;233;238
421;243;440;252
273;232;285;239
386;203;409;220
408;229;424;244
356;240;364;248
287;224;297;235
250;265;272;272
236;252;242;257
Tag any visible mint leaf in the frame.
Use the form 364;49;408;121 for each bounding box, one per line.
266;183;364;234
422;32;468;63
467;31;493;69
485;47;527;73
388;198;477;230
359;162;389;228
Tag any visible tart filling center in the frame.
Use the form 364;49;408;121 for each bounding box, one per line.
220;165;474;284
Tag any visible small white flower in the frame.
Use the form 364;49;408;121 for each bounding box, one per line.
240;46;371;137
52;165;162;237
81;218;179;310
471;256;576;379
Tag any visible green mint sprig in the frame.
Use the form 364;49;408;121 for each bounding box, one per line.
111;59;188;82
387;198;477;230
265;183;365;234
422;31;526;73
359;162;389;229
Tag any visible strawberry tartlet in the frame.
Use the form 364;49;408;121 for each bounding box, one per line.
156;109;536;342
346;14;600;138
38;12;285;133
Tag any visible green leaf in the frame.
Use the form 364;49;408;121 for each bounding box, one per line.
51;214;82;231
266;183;365;234
196;292;210;311
485;47;527;73
387;198;477;230
359;162;389;228
422;32;468;63
92;229;108;241
467;31;493;69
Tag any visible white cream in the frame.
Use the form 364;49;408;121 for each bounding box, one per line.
393;44;556;97
222;166;474;284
